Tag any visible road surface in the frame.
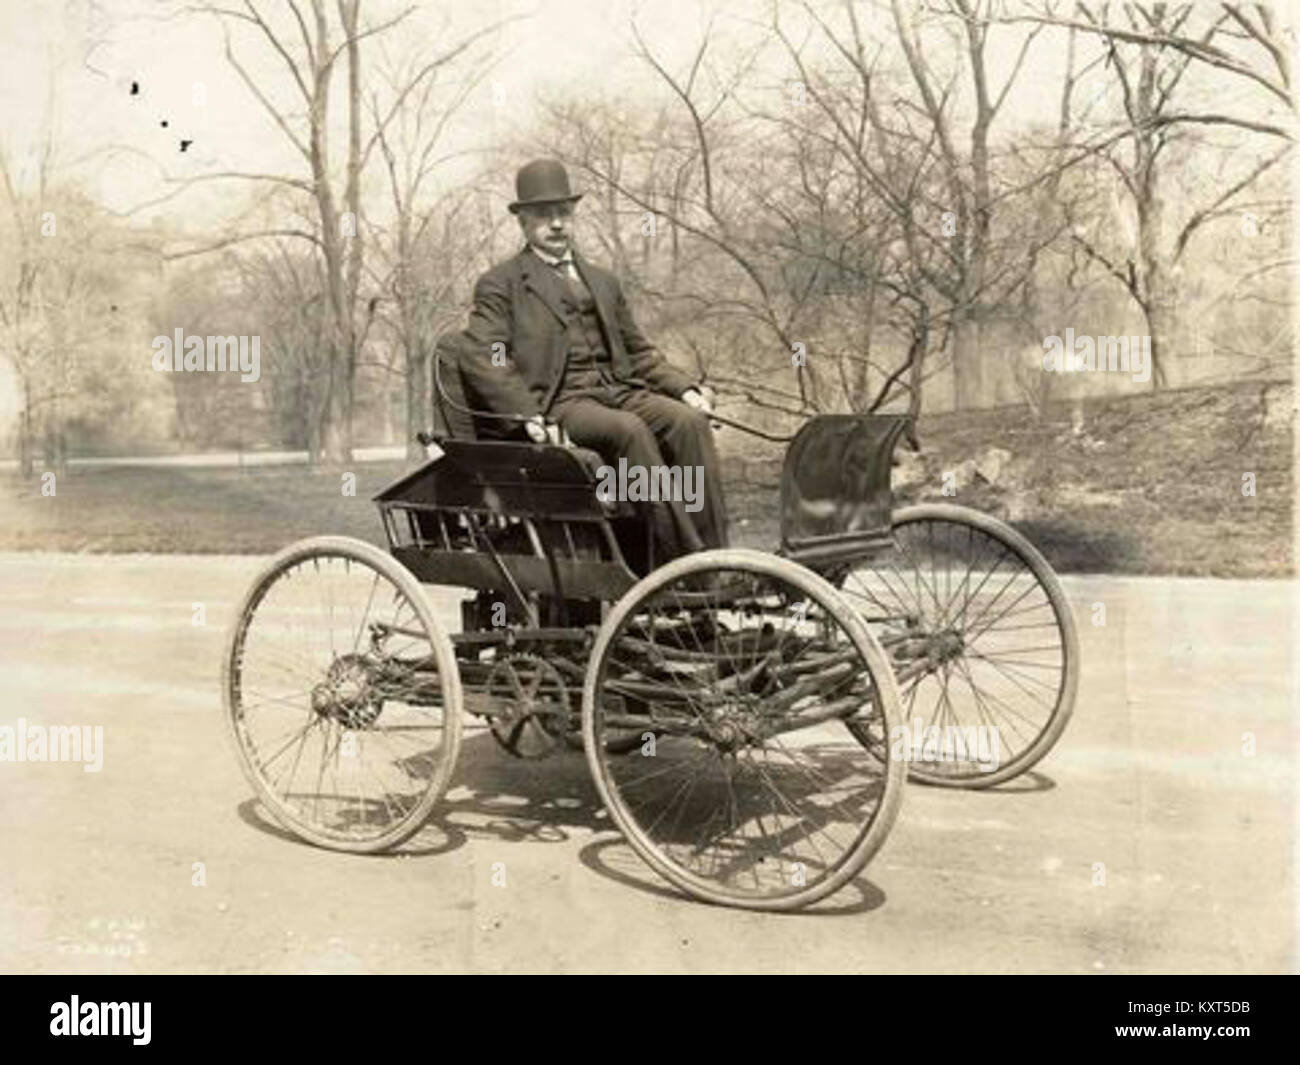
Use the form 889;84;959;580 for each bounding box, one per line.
0;553;1293;973
0;446;407;472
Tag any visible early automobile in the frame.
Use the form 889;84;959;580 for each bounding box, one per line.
221;342;1078;910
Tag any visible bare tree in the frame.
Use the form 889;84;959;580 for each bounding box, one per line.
0;149;152;475
365;45;503;457
754;0;1063;421
1018;1;1296;387
540;22;840;414
170;1;502;463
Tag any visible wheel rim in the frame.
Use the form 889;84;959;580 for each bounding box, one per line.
839;513;1071;783
228;548;455;847
586;554;900;907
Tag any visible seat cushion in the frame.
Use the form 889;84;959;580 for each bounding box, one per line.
375;438;634;521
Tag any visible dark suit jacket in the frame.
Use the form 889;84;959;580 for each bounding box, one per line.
461;247;696;418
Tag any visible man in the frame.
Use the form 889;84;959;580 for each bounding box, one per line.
461;158;727;560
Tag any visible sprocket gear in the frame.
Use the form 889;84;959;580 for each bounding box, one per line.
484;654;572;759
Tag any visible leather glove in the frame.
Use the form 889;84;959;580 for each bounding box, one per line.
681;386;716;414
524;415;570;446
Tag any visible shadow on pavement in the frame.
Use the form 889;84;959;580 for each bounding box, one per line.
576;836;890;916
234;729;897;912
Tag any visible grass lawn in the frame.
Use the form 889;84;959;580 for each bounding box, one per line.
0;380;1290;576
0;462;406;555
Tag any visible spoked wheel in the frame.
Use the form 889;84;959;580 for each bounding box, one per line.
482;653;572;759
222;536;462;852
565;723;654;756
835;504;1079;788
583;549;904;911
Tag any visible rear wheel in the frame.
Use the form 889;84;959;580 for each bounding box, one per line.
836;504;1078;787
583;549;904;911
222;536;462;851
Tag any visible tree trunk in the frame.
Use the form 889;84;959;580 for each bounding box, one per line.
1141;298;1172;390
851;274;877;410
19;381;32;478
1132;37;1168;389
405;337;430;460
303;2;358;468
1135;198;1170;389
951;311;984;410
306;417;322;467
906;309;928;450
320;360;353;466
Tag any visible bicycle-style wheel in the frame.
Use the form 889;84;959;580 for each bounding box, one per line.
223;536;462;851
837;504;1078;787
583;549;904;911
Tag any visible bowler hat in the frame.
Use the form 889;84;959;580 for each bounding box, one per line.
508;158;582;213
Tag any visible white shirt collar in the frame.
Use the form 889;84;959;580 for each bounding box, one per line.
529;243;574;267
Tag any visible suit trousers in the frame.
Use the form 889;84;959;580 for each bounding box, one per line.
551;389;729;561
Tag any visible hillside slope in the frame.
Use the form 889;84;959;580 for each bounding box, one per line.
724;380;1292;577
0;381;1290;577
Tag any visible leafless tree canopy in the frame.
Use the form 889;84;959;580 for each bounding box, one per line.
0;0;1291;464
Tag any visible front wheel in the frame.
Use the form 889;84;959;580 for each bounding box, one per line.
222;536;462;852
835;504;1079;788
583;549;905;911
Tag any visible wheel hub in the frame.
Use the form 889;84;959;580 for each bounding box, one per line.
705;700;765;752
928;629;965;664
311;653;383;728
892;626;965;669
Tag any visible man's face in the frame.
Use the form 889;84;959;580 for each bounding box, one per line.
518;201;574;257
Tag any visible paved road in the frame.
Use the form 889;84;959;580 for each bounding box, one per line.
0;553;1293;973
0;446;407;472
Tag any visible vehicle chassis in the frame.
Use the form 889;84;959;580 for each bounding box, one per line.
223;412;1079;911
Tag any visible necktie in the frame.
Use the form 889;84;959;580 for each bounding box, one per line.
551;258;587;302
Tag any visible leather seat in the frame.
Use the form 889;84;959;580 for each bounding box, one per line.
432;329;609;478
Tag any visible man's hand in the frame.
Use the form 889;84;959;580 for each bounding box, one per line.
416;430;445;462
524;415;570;446
682;386;719;432
681;385;716;414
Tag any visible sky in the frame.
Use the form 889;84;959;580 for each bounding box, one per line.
0;0;1288;427
0;0;1102;222
1;1;739;221
1;0;1280;225
0;0;717;424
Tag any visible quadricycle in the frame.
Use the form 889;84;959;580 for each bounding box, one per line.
222;340;1078;910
